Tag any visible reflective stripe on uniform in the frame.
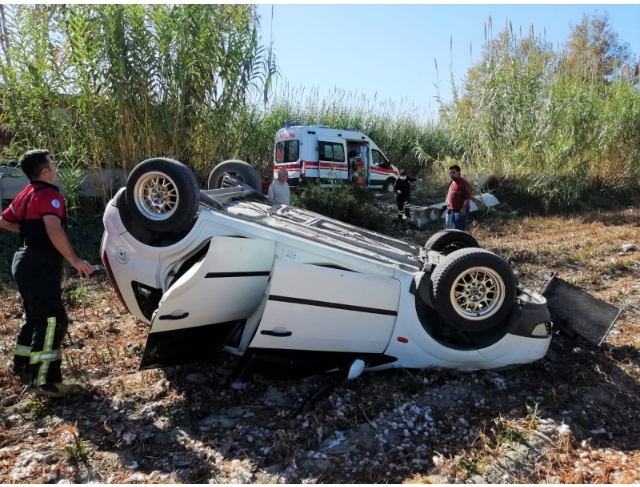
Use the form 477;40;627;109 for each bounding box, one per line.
14;344;32;357
30;350;62;363
31;317;59;386
44;317;56;350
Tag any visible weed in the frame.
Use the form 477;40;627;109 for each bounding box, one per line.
59;424;89;463
26;398;50;418
62;284;92;308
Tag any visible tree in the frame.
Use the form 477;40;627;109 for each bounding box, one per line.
562;11;634;82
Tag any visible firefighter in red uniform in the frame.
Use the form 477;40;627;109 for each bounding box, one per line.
0;150;93;397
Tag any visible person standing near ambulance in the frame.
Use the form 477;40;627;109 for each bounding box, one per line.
0;149;93;397
268;167;291;205
394;169;422;223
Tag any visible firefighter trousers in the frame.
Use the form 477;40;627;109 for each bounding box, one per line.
12;248;68;386
396;197;411;221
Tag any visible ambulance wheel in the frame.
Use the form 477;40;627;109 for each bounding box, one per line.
425;230;480;256
126;157;200;233
208;160;262;192
383;178;396;193
431;248;516;332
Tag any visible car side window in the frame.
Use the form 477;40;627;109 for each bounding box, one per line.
319;142;345;162
372;149;390;168
333;144;345;162
321;142;334;160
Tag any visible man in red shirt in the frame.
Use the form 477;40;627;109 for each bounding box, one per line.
445;164;473;231
0;149;93;397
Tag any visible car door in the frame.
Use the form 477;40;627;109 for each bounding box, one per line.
237;259;401;380
370;148;393;187
318;137;348;183
139;236;275;369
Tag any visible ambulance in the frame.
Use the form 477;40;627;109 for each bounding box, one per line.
273;122;401;192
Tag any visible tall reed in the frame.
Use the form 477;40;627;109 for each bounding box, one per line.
0;4;277;180
433;19;640;207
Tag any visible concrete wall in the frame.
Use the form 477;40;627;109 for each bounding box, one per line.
0;168;126;200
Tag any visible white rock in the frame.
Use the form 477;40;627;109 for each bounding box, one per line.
590;428;606;435
432;455;445;468
558;424;571;435
123;432;136;445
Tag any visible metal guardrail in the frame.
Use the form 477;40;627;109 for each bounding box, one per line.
0;167;126;200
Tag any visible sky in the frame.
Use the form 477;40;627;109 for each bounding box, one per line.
255;3;640;119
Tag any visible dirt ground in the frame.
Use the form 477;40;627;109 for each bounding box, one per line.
1;206;639;484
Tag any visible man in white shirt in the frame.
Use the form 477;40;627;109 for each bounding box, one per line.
267;168;291;206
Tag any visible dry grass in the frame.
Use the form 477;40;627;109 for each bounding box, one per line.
401;208;640;483
1;209;639;483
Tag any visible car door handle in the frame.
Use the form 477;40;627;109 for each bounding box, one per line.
261;329;292;337
159;312;189;320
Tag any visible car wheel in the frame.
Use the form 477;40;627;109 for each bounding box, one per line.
425;230;480;256
126;157;200;233
430;248;516;332
383;178;396;193
208;160;262;192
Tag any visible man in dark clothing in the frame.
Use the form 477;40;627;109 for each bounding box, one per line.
0;149;93;397
394;169;422;223
445;164;473;231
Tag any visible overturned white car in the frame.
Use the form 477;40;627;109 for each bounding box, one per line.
100;158;553;382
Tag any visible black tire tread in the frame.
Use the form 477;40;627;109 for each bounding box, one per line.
425;229;480;254
208;160;261;192
431;248;516;331
126;157;200;233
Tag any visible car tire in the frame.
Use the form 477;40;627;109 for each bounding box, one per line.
208;160;262;192
430;248;516;332
383;178;396;193
425;230;480;256
126;157;200;233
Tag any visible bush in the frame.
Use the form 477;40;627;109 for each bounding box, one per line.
291;182;386;230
